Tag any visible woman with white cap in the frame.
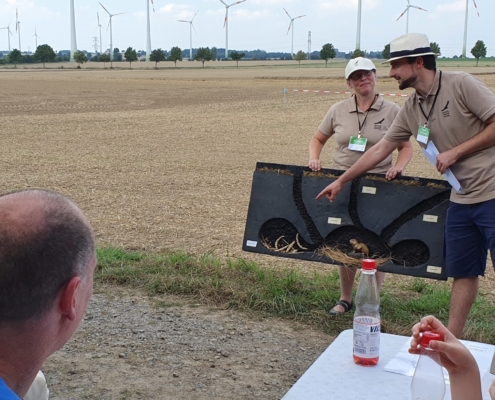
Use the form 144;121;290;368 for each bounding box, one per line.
308;57;413;315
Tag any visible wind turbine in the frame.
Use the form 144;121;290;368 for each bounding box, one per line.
99;2;125;61
70;0;77;62
396;0;427;34
0;22;13;52
219;0;246;59
95;12;103;54
33;26;40;49
283;8;306;57
15;9;21;52
178;10;198;60
145;0;155;61
461;0;480;58
356;0;361;50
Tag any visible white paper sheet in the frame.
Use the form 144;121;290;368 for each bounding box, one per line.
421;141;462;193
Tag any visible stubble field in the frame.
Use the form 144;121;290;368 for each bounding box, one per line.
2;64;495;399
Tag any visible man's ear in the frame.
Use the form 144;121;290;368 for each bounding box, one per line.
59;277;81;321
416;56;425;68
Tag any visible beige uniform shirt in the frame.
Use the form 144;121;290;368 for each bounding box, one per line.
318;95;400;174
384;71;495;204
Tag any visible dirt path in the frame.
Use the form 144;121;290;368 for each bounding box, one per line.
44;285;331;400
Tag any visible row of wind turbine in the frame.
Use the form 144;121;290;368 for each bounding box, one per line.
1;1;484;63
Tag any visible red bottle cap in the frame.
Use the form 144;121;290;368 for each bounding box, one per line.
420;331;443;348
362;259;377;270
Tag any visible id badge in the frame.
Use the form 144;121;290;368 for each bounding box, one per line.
417;126;430;144
348;136;368;152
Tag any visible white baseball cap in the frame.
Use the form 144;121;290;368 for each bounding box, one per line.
345;57;376;80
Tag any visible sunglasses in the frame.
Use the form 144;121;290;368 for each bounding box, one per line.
349;70;374;81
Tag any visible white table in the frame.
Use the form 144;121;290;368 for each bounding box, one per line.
282;329;495;400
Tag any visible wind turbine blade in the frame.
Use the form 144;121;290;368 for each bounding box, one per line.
283;7;292;19
472;0;480;17
223;10;228;28
177;20;188;22
151;0;155;13
294;15;306;20
219;0;228;6
230;0;246;5
97;12;100;25
99;2;111;16
286;21;292;35
396;8;408;21
107;19;111;31
192;23;198;35
410;6;427;11
192;10;199;22
114;12;126;17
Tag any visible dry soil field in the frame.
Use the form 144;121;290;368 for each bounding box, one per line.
1;64;495;399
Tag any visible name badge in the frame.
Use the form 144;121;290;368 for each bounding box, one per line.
417;126;430;144
348;136;368;152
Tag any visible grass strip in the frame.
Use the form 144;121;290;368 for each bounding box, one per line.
96;247;495;343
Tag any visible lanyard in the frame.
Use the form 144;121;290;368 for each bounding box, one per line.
418;70;442;127
355;94;378;138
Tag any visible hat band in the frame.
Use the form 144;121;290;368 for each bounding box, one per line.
390;47;431;59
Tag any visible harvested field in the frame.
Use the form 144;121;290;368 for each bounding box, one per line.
2;65;495;399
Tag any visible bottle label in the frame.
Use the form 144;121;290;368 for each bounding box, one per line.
353;316;380;358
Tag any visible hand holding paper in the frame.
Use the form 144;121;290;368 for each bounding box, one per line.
421;141;462;193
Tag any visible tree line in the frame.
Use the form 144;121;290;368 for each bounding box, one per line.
1;40;490;69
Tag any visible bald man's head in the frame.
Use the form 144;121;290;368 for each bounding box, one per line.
0;190;95;322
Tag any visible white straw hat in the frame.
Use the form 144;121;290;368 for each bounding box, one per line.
345;57;376;80
383;33;439;63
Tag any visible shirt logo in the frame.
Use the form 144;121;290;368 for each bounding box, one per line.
374;118;384;129
441;101;450;118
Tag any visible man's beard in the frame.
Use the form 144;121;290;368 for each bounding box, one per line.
398;74;417;90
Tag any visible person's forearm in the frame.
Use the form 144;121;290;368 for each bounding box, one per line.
454;121;495;159
394;142;413;170
450;370;482;400
309;137;324;160
338;142;394;184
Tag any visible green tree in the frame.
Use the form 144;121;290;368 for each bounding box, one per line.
73;50;88;66
169;46;182;68
430;42;441;55
211;46;218;61
471;40;487;66
124;47;138;68
99;54;110;68
113;48;122;62
230;50;245;68
320;43;336;67
150;48;166;69
382;44;390;60
8;49;22;67
351;49;365;59
34;44;56;68
294;50;307;67
194;47;212;68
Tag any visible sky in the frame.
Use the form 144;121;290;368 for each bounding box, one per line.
0;0;493;57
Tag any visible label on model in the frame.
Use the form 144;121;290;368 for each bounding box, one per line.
353;316;380;358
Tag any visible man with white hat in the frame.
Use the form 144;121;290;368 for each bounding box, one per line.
316;33;495;338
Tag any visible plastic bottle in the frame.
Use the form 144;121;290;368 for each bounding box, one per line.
411;331;446;400
353;259;380;366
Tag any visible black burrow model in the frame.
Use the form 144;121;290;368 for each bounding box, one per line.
242;162;451;280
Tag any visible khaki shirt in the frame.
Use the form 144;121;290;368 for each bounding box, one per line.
318;95;400;174
384;71;495;204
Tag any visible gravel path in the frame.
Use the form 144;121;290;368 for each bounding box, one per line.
43;286;332;399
